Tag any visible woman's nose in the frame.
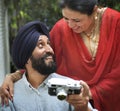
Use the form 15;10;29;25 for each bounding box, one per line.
67;20;75;28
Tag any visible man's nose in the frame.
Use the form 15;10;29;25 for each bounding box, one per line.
45;45;54;54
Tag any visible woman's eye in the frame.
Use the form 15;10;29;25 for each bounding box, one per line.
63;17;69;21
74;19;80;22
64;17;80;23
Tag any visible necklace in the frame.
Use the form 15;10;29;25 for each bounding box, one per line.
82;29;98;60
79;7;106;62
83;31;93;39
81;10;101;60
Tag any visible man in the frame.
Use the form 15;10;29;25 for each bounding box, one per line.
1;21;97;111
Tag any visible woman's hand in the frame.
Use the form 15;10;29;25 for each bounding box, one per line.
66;80;92;111
0;74;14;106
0;70;23;106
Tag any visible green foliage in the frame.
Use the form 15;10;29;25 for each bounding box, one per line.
98;0;120;11
114;3;120;11
4;0;120;40
4;0;62;41
3;0;120;72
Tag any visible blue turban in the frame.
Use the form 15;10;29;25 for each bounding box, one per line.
11;21;50;69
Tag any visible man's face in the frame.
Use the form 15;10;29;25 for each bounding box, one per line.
30;35;56;75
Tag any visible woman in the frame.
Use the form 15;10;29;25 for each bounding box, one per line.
50;0;120;111
1;0;120;111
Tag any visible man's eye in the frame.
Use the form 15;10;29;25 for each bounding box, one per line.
38;44;43;48
47;41;51;45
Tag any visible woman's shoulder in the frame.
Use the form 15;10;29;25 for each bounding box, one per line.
50;18;70;37
104;8;120;17
52;18;67;29
101;7;120;24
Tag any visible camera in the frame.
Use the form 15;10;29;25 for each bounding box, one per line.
47;78;82;100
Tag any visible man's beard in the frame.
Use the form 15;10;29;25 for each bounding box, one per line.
30;52;56;76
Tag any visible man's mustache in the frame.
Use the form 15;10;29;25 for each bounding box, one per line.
41;52;55;60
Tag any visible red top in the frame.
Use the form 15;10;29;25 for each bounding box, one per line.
50;8;120;111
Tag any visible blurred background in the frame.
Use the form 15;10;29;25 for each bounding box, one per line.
0;0;120;84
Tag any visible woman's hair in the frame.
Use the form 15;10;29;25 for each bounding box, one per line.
59;0;98;15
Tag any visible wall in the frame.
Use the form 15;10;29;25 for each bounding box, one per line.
0;0;10;85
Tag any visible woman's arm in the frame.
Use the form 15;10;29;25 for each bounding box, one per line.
0;70;24;105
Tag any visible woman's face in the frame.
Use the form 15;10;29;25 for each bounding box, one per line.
62;7;94;33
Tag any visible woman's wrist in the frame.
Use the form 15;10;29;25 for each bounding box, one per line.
5;74;13;82
6;70;24;82
16;69;25;74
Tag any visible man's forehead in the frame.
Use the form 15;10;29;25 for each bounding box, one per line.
38;35;49;41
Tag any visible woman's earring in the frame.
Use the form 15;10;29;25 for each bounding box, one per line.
95;13;98;20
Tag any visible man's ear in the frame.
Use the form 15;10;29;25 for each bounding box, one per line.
26;59;31;64
25;59;31;68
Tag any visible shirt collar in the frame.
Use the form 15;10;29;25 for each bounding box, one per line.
22;72;56;89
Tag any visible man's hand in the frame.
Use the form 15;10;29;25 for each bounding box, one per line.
0;74;14;106
66;80;92;111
